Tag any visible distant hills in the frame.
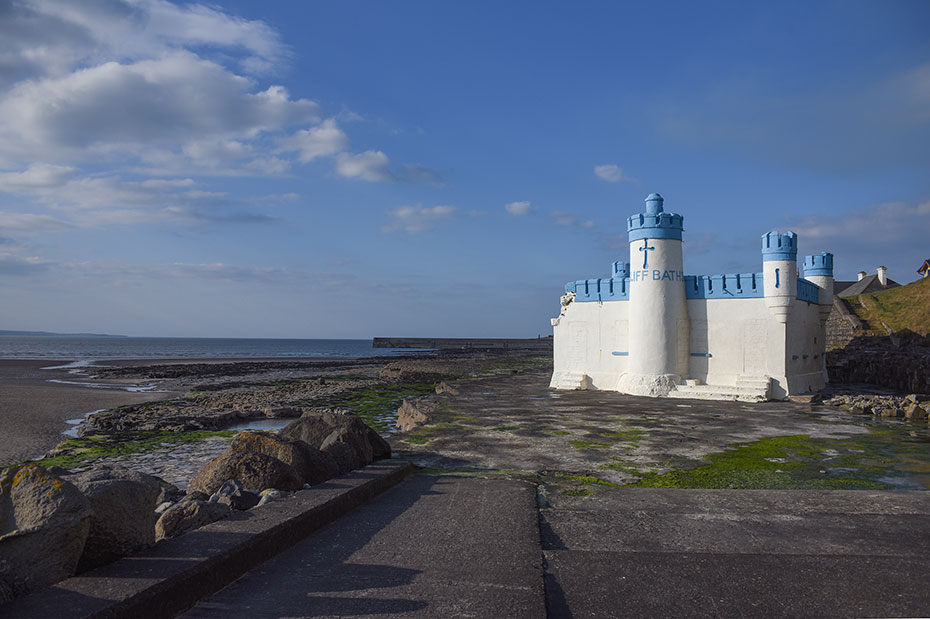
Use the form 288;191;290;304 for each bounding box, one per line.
0;330;128;338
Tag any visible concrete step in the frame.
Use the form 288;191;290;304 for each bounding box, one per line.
670;383;769;403
736;375;771;388
549;372;591;390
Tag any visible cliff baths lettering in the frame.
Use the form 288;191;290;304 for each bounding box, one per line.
630;269;684;282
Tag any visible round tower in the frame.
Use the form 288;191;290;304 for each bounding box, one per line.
761;231;798;323
803;252;834;325
618;193;689;396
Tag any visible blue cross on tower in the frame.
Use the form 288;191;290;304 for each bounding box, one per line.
639;238;655;269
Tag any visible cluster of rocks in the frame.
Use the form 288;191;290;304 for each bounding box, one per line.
81;376;382;433
0;409;389;605
821;393;930;420
395;382;459;432
89;360;365;380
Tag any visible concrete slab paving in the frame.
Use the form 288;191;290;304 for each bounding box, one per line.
181;475;545;619
542;487;930;618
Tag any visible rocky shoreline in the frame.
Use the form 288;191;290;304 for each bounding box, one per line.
4;348;929;607
0;350;551;605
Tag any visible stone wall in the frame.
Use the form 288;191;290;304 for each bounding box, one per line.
825;296;864;350
826;331;930;394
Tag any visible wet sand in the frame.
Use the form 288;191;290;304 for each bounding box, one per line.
0;360;178;466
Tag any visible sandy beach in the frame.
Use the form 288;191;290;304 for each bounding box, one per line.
0;359;179;466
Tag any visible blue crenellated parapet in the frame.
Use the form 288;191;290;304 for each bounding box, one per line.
566;276;630;302
611;260;630;279
803;252;834;277
761;231;797;262
627;193;684;241
684;273;764;299
796;278;820;304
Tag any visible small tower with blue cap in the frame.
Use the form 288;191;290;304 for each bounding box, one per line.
761;231;798;323
619;193;690;396
803;252;834;325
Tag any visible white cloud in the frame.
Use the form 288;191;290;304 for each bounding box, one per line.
398;164;443;187
594;164;633;183
0;248;54;275
0;163;77;189
0;51;319;163
0;0;438;234
788;199;930;281
550;210;594;228
0;211;73;235
383;205;456;234
335;150;395;183
505;201;532;216
278;119;349;163
0;0;285;90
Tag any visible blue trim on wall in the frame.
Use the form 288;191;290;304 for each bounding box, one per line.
684;273;764;299
628;225;683;241
797;278;820;303
565;277;630;302
690;352;712;357
566;270;821;303
611;351;629;356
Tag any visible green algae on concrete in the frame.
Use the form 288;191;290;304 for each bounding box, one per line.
554;473;617;487
29;430;238;470
314;382;437;433
630;434;895;490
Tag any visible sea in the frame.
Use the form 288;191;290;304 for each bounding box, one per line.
0;336;419;360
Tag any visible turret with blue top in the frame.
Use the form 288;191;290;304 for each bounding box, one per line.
803;252;833;277
627;193;684;241
803;252;835;324
619;192;690;395
762;231;798;323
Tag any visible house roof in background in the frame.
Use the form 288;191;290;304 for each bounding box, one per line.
836;274;901;297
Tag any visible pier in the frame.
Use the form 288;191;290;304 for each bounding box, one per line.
373;337;552;351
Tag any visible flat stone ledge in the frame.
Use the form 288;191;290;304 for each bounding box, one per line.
1;460;414;619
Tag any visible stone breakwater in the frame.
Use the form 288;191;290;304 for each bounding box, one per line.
821;393;930;421
827;331;930;395
1;408;393;606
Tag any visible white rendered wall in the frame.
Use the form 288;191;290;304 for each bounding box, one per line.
784;297;827;395
620;238;689;395
552;282;828;398
686;298;782;387
551;298;630;389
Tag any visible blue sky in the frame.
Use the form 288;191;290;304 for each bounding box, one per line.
1;0;928;338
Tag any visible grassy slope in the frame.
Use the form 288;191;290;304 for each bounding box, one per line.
847;276;930;336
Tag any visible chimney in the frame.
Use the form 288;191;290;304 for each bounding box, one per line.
857;271;867;281
877;266;888;286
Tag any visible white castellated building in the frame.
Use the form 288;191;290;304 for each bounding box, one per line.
550;193;834;401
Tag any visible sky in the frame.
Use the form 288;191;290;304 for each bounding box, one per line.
1;0;928;338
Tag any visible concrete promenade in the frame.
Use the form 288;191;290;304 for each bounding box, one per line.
184;475;930;618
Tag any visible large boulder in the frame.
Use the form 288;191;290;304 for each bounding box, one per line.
280;410;375;469
230;431;339;486
366;426;392;460
0;465;91;603
396;397;438;432
68;466;162;573
187;451;304;496
321;435;363;475
155;499;231;541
